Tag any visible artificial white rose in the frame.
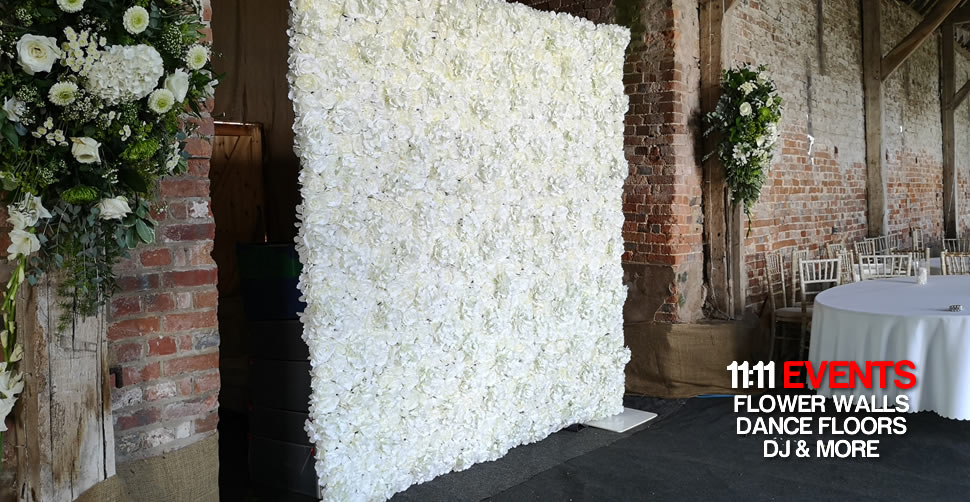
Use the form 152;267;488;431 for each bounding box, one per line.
2;97;25;123
165;69;190;102
96;196;131;220
16;34;60;75
7;229;40;260
71;137;102;164
739;102;753;117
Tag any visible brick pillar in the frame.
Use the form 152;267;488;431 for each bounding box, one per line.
107;1;220;461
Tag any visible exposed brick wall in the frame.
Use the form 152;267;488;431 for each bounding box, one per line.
725;0;948;307
108;1;219;461
517;0;705;322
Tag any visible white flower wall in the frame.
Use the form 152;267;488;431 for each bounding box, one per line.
287;1;631;500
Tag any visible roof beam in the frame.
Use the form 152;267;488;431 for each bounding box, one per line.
882;0;962;78
951;4;970;24
953;78;970;109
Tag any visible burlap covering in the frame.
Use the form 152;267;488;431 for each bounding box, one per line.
75;434;219;502
624;319;763;398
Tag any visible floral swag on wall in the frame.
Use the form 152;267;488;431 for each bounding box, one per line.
288;0;631;500
0;0;217;454
704;64;782;233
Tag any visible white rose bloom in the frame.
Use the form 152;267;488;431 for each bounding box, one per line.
16;34;60;75
185;45;209;70
84;45;164;104
7;229;41;260
148;89;176;114
49;81;79;106
71;137;102;164
164;69;190;102
739;102;753;117
123;6;151;35
57;0;85;12
2;97;25;123
97;196;132;220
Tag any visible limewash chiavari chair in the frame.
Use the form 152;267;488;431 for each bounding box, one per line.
911;227;925;251
943;238;970;253
797;258;842;360
869;236;889;254
825;242;844;259
941;252;970;275
764;251;806;362
857;254;913;281
854;239;876;257
886;233;900;252
790;248;811;307
836;249;856;284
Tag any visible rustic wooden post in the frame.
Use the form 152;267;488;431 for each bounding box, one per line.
863;0;960;238
13;278;115;501
942;21;959;238
701;0;744;318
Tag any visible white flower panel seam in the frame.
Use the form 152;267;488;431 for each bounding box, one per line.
287;1;631;500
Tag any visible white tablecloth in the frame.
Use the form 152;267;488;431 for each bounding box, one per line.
809;276;970;419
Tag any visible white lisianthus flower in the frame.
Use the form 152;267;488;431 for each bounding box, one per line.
123;6;151;35
57;0;85;12
739;81;756;96
96;196;132;220
148;89;176;114
2;97;25;122
16;34;60;75
739;102;753;117
164;69;190;102
185;45;209;70
71;137;102;164
48;82;79;106
7;229;41;260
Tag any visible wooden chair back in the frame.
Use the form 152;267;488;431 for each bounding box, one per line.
858;254;913;280
790;248;811;307
854;240;876;256
825;242;844;259
911;227;924;251
943;238;970;252
836;249;855;284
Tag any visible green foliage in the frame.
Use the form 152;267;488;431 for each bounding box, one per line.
703;64;783;234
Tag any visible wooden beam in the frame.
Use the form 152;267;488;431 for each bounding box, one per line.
863;0;888;237
942;22;960;237
954;78;970;109
882;0;962;78
700;0;743;318
950;4;970;24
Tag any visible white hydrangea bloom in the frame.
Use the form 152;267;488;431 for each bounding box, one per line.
84;44;164;104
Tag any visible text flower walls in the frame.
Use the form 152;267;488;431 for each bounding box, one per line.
287;0;630;500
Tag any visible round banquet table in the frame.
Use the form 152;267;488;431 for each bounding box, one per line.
809;276;970;420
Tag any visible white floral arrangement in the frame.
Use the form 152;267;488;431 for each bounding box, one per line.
288;0;631;500
0;0;217;457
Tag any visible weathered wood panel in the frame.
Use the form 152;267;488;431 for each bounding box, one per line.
14;278;113;502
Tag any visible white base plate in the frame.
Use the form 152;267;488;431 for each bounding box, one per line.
582;407;658;433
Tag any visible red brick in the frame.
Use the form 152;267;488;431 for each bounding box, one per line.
187;159;210;177
193;371;221;394
162;223;215;242
122;362;161;387
114;343;143;363
162;311;218;332
194;412;219;434
178;335;194;351
184;137;212;158
144;381;178;402
148;336;177;357
162;394;218;420
141;249;172;267
117;274;161;293
163;353;219;376
111;297;141;318
193;290;219;309
163;269;218;288
108;318;160;341
160;179;210;198
117;407;161;431
143;293;176;313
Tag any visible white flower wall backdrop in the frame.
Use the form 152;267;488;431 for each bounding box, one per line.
287;0;631;500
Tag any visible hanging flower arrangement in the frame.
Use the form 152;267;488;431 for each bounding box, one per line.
0;0;217;446
704;64;782;233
